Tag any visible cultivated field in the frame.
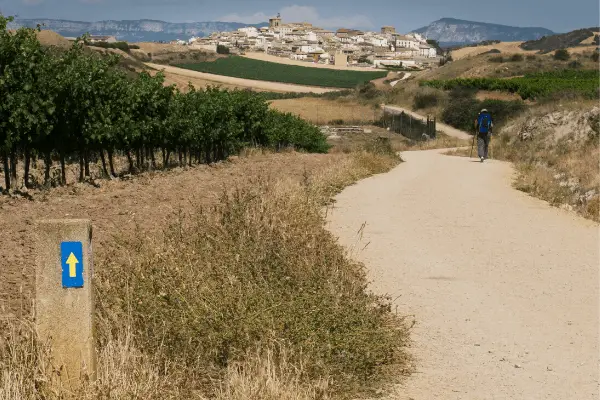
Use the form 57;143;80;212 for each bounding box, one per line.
146;62;339;93
242;51;375;71
175;56;388;88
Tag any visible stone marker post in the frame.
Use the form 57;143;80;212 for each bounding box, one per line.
36;219;96;388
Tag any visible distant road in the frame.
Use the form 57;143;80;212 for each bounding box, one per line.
145;63;340;93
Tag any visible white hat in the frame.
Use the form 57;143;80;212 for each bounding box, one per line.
481;108;488;113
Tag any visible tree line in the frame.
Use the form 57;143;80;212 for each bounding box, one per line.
0;16;329;191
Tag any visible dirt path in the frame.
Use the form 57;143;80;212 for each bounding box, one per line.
145;63;339;93
382;105;472;140
328;149;599;399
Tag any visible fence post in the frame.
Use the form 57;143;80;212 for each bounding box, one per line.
36;219;96;390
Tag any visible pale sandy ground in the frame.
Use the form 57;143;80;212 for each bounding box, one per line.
328;149;599;399
145;63;339;93
242;51;378;71
382;105;472;140
451;38;599;60
451;42;533;60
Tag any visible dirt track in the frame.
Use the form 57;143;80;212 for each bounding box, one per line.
145;63;339;93
328;149;599;399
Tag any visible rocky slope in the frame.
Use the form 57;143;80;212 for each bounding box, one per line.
413;18;554;45
8;19;265;42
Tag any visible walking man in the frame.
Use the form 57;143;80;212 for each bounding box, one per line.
474;109;493;162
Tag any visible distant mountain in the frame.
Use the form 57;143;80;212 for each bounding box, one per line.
7;18;267;42
412;18;554;45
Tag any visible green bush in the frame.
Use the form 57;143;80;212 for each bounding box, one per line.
554;49;571;60
357;82;382;99
489;55;504;63
592;51;599;62
442;92;525;132
413;92;440;110
217;44;230;54
510;54;524;62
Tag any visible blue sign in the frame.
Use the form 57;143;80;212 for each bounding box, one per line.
61;242;84;288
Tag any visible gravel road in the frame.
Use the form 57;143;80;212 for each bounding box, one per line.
328;149;599;399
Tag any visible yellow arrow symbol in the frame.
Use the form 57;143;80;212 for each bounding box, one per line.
66;252;79;278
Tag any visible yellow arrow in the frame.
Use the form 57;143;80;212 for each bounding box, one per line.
66;252;79;278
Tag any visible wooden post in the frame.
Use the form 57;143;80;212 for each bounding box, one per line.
36;219;96;389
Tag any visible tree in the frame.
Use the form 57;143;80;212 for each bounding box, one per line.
217;44;230;55
554;49;570;61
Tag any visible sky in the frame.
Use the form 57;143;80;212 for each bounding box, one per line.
0;0;598;33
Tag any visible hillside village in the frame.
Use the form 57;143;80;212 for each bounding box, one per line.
180;15;439;69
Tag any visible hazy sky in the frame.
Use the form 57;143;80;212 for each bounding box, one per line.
1;0;598;33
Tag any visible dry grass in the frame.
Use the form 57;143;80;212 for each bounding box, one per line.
0;149;409;399
269;98;381;125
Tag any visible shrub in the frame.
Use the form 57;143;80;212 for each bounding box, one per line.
217;44;230;54
97;163;408;394
568;60;583;69
413;92;440;110
510;54;524;62
357;82;382;100
592;51;599;62
442;91;525;131
554;49;571;60
489;55;504;63
526;54;537;61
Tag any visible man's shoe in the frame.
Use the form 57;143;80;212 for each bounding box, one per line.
480;157;484;162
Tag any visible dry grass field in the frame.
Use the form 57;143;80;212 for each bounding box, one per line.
269;98;381;124
450;41;533;60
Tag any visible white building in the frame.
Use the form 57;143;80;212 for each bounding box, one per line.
419;44;437;58
238;27;259;38
395;34;419;50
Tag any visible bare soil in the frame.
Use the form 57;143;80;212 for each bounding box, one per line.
0;152;340;318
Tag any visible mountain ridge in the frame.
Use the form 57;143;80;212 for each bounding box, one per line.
412;18;555;45
7;18;267;42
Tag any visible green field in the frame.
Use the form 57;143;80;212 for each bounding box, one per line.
421;70;600;100
175;56;388;88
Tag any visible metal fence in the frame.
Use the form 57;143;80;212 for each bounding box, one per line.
377;110;437;141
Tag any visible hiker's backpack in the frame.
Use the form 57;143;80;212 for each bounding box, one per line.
478;113;492;134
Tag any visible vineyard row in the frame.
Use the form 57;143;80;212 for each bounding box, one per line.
420;70;600;100
0;18;329;191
